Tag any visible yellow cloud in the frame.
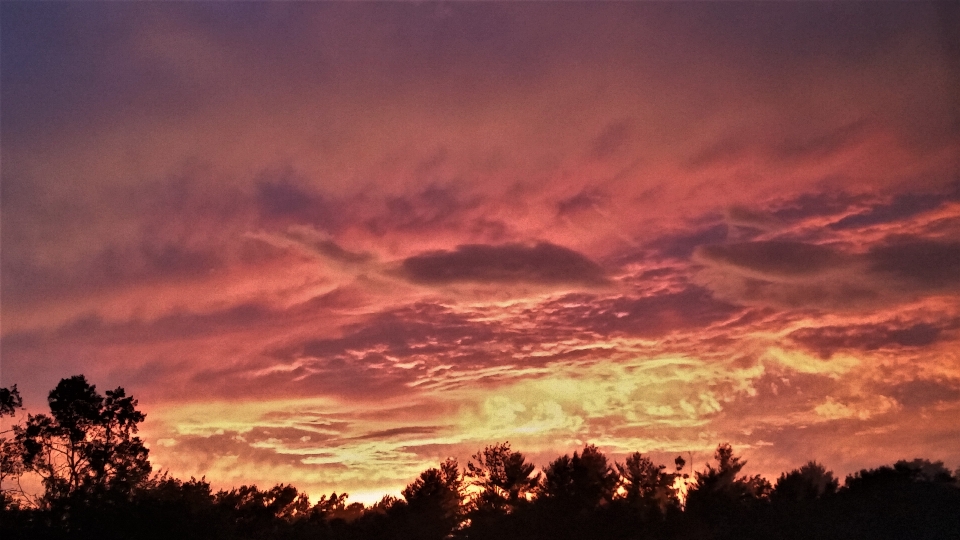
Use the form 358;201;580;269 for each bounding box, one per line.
764;347;859;378
814;395;899;421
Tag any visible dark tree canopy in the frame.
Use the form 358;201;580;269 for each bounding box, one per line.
17;375;151;504
772;461;838;503
616;452;682;514
397;458;464;540
466;442;540;513
1;385;25;505
0;385;23;418
538;444;618;510
688;443;772;504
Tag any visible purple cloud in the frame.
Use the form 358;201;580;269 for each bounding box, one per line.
400;242;607;286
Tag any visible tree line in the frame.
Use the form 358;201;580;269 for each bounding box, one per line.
1;376;958;540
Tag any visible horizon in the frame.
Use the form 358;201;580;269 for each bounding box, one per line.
2;2;959;504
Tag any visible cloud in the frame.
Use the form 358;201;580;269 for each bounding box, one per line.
868;240;960;289
647;224;729;259
726;206;782;231
812;395;899;421
557;189;608;217
685;137;746;169
590;120;632;160
771;119;870;162
885;378;960;409
297;304;493;359
763;348;859;379
256;174;342;231
251;227;374;267
830;186;960;230
4;302;276;348
693;228;960;310
697;241;846;277
191;352;422;402
546;287;741;339
399;242;607;286
310;240;373;265
365;185;481;237
352;426;443;441
5;0;960;503
2;241;226;308
789;321;954;358
769;191;868;223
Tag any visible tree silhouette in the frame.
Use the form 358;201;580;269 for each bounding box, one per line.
616;452;681;515
837;459;960;540
396;458;464;539
0;386;22;417
308;491;365;524
684;443;771;539
16;375;151;504
761;461;841;540
217;484;310;522
538;444;617;510
772;461;838;503
214;483;311;539
465;442;539;513
1;385;24;507
688;443;771;504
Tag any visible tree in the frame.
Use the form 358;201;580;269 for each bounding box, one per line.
309;491;365;523
399;458;464;539
538;445;618;510
772;461;838;503
685;443;771;537
214;483;311;539
837;460;960;540
465;442;540;513
0;385;22;417
615;452;681;514
1;385;24;506
688;443;771;504
16;375;151;504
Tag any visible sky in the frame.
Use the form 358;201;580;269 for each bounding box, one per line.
2;2;959;503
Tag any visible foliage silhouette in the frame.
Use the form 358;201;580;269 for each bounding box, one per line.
388;458;464;540
539;444;618;509
1;385;25;507
616;451;682;515
682;443;772;539
16;376;151;506
0;386;22;417
462;442;540;540
465;442;539;513
772;460;838;503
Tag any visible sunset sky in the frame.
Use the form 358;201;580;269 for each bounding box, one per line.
2;2;959;503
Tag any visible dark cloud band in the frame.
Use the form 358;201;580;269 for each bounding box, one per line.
697;241;844;276
400;242;607;286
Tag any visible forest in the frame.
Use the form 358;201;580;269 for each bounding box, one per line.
1;376;958;540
